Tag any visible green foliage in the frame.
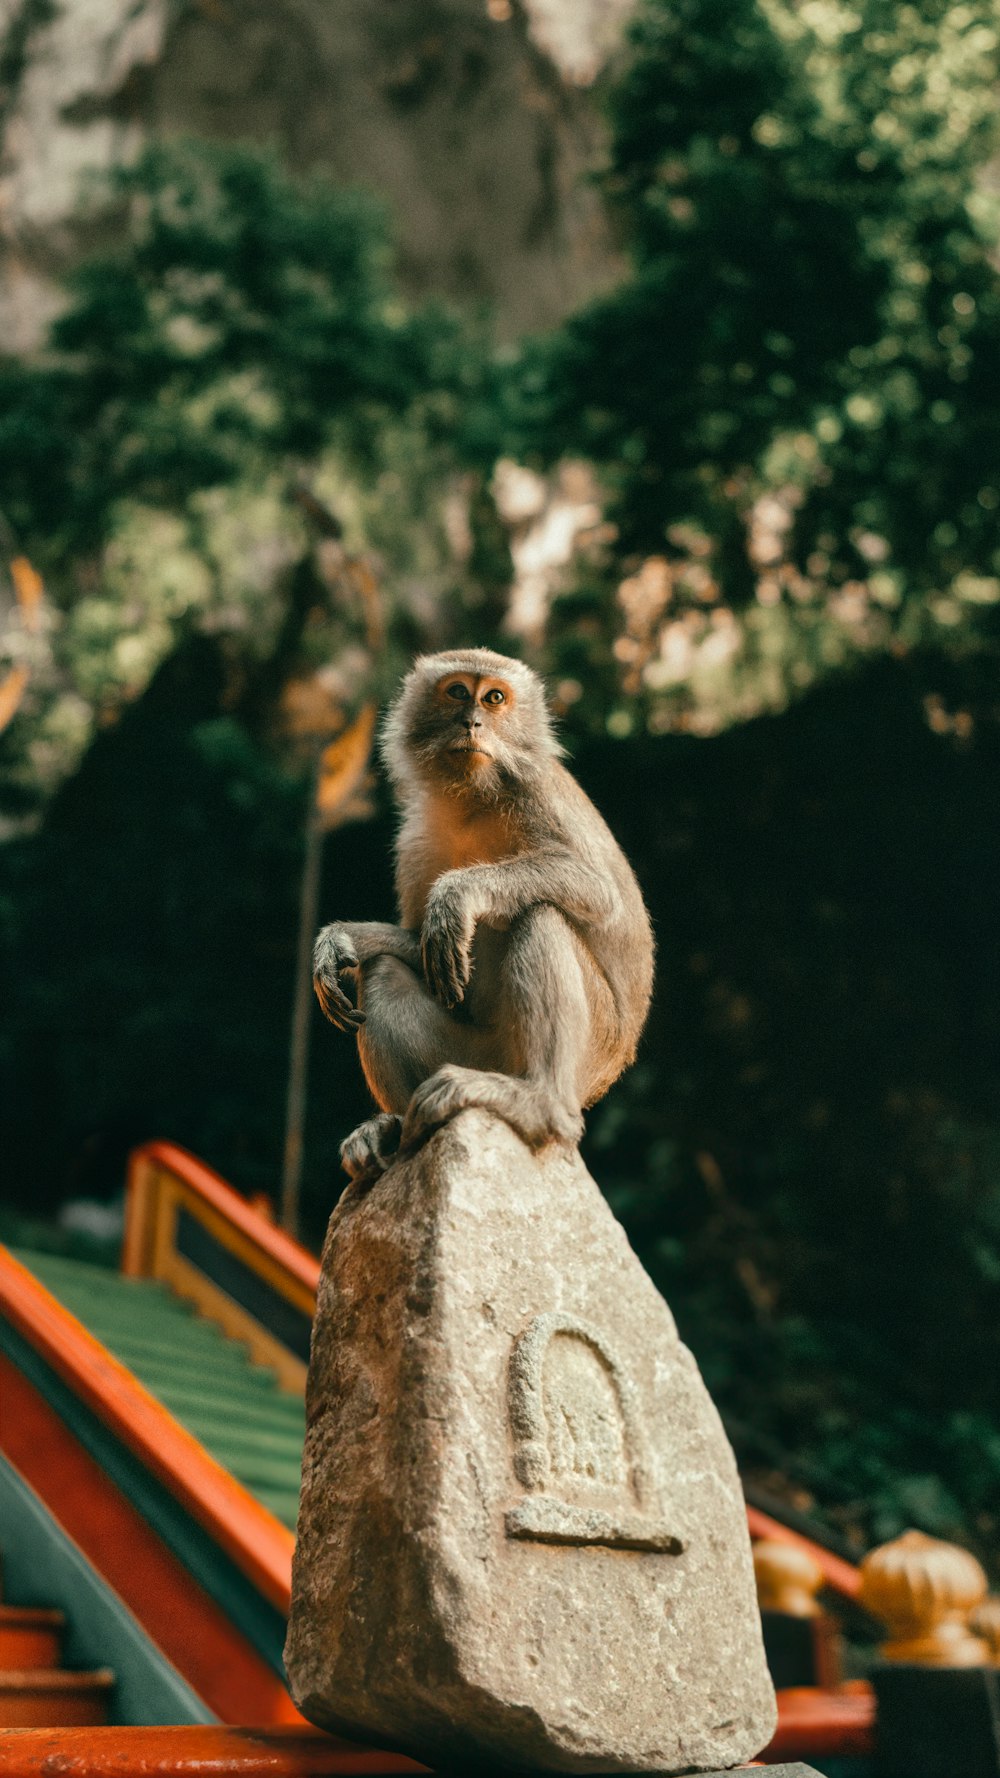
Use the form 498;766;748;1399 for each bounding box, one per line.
4;142;469;550
0;141;504;813
0;1205;119;1270
514;0;1000;731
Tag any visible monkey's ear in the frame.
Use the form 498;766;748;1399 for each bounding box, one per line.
380;663;432;791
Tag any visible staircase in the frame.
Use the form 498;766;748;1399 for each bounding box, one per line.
0;1569;114;1727
0;1141;884;1767
9;1249;305;1532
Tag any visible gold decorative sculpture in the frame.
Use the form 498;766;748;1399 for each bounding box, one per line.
858;1529;990;1666
753;1539;825;1618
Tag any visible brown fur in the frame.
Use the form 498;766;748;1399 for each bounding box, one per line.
313;649;654;1178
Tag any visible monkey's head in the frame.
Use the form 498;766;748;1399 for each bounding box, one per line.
382;647;562;799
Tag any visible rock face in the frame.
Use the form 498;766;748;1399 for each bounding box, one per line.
285;1111;776;1774
0;0;625;350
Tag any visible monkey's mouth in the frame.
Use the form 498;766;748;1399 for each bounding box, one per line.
449;740;492;758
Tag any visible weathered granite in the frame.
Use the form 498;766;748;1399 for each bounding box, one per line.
285;1110;776;1774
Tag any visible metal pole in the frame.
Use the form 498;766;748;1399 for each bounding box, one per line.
280;756;323;1239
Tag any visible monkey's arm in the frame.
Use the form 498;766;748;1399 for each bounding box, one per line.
421;854;617;1008
314;921;422;1029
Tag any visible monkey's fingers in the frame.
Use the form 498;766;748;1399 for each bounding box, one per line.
313;972;366;1031
422;935;469;1010
444;947;472;1009
420;932;442;1002
421;934;447;1005
325;1003;367;1031
337;1006;367;1030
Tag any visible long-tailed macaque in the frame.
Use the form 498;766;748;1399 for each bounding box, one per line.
314;648;654;1180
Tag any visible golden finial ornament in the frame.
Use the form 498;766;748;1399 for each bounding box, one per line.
753;1538;825;1617
858;1529;990;1666
970;1596;1000;1663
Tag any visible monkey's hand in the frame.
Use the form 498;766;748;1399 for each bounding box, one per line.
421;873;477;1010
313;924;366;1031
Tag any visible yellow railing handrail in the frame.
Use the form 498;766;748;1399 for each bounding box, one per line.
124;1140;320;1293
123;1141;320;1389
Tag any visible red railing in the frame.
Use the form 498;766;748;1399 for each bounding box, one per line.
766;1683;875;1761
0;1727;427;1778
746;1503;861;1604
0;1703;877;1775
0;1246;294;1614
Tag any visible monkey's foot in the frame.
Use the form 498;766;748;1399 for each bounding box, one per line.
401;1064;583;1153
340;1113;403;1181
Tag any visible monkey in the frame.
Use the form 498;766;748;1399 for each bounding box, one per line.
313;647;654;1181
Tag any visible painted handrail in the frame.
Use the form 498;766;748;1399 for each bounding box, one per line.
123;1142;320;1391
0;1705;875;1775
0;1727;428;1778
124;1142;320;1295
746;1503;861;1605
0;1246;294;1613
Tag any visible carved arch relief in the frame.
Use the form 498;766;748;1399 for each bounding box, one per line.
504;1313;683;1554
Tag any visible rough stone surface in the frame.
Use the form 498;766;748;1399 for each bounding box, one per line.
0;0;625;349
285;1110;776;1774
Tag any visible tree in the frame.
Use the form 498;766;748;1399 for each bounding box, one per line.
517;0;1000;733
0;141;505;817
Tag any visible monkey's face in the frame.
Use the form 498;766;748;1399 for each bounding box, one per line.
432;672;516;777
381;647;562;796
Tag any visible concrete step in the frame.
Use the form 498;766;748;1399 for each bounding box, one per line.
196;1423;305;1463
85;1329;267;1381
0;1666;115;1727
252;1486;300;1529
0;1605;64;1670
105;1351;280;1396
12;1246;306;1528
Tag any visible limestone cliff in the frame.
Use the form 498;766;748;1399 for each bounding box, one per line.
0;0;630;351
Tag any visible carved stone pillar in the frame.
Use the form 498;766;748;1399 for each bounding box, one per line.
285;1109;776;1773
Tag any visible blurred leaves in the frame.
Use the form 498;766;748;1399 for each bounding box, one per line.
0;140;506;818
508;0;1000;733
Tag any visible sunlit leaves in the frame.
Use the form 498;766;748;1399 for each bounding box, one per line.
0;142;497;814
517;0;1000;732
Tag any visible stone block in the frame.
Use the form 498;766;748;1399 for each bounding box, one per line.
286;1111;776;1773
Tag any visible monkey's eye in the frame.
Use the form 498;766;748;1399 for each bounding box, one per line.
482;688;506;707
445;682;472;702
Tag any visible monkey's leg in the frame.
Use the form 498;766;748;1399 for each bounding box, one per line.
354;954;494;1116
401;906;591;1152
339;1112;404;1182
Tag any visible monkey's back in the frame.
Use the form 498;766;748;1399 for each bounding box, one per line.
546;760;654;1057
